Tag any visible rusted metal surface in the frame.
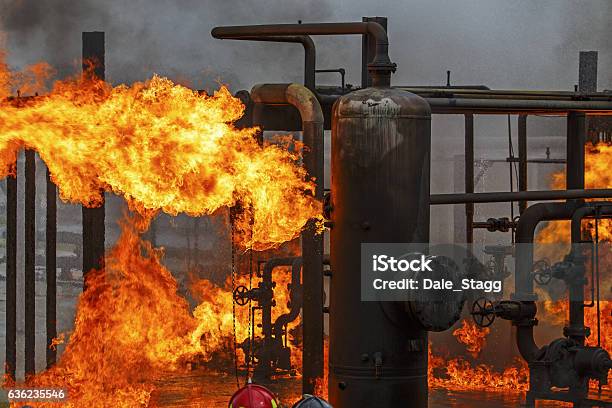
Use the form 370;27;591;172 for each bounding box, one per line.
24;149;36;377
5;172;17;379
81;32;106;285
46;167;57;368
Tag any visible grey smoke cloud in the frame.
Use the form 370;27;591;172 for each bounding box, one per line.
1;0;609;91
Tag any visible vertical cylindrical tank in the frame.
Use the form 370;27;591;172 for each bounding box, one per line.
329;87;431;407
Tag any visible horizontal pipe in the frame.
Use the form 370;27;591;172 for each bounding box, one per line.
426;97;612;115
211;35;316;92
397;86;612;100
212;22;395;86
295;93;612;115
430;188;612;205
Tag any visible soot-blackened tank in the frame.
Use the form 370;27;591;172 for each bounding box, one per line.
329;87;431;407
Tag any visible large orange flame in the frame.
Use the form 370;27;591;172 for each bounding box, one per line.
0;57;321;250
0;50;322;406
27;215;213;407
430;143;612;393
536;142;611;388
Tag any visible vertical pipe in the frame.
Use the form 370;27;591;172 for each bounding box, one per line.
5;173;17;380
566;111;586;347
465;114;474;243
82;32;106;286
578;51;598;94
566;112;586;191
578;51;598;144
24;150;36;377
260;261;273;379
249;84;324;391
46;168;57;368
302;39;316;92
518;115;528;214
361;17;387;88
301;119;324;394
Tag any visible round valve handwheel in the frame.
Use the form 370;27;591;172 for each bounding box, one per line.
471;297;496;327
533;259;552;285
233;285;250;306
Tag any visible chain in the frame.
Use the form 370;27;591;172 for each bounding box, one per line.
230;209;239;389
246;204;254;379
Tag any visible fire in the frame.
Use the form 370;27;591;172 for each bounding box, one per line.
0;56;322;250
27;216;211;407
428;346;529;392
452;319;490;358
0;49;322;407
536;142;612;388
428;320;527;391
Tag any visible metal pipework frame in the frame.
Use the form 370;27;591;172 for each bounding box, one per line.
250;83;324;394
567;204;612;346
252;257;303;379
212;22;396;87
211;35;316;92
513;201;580;361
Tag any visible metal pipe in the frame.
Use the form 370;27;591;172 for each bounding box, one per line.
272;258;303;337
250;83;324;394
465;114;474;243
212;35;315;92
566;112;586;191
361;17;387;88
429;188;612;205
513;201;580;362
46;167;57;368
567;204;612;346
425;97;612;115
258;257;303;380
24;149;36;377
518;115;528;214
212;22;396;87
5;173;17;380
82;32;106;287
297;93;612;115
397;87;612;100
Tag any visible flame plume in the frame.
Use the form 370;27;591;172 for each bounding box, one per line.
0;58;321;250
0;51;323;406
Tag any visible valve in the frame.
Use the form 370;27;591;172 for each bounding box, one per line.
470;297;496;327
532;259;552;285
482;245;512;281
323;192;333;220
233;285;251;306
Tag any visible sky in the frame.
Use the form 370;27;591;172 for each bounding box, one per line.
1;0;610;92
